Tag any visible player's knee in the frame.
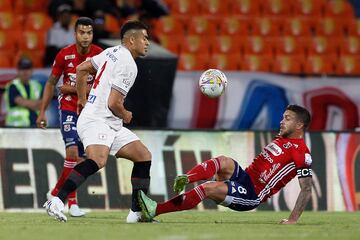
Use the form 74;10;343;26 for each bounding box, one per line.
142;147;152;161
215;155;233;169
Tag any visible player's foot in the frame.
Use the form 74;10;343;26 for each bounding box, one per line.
138;190;157;221
43;197;67;222
69;204;86;217
173;175;189;194
46;190;55;200
126;209;142;223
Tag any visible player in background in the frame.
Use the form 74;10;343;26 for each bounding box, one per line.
139;105;313;224
44;21;152;223
36;17;103;217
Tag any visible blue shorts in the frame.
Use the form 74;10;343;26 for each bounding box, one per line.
220;160;260;211
59;110;85;157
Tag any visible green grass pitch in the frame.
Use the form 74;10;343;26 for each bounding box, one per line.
0;211;359;240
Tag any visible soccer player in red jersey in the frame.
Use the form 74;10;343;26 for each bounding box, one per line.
139;105;313;224
36;17;103;217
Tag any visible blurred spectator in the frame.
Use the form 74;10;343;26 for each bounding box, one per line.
48;0;73;21
4;58;42;127
45;4;75;66
92;10;119;48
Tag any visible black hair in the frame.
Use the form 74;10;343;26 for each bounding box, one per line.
74;17;94;31
286;104;311;130
120;20;148;40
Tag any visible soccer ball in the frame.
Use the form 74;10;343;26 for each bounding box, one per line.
199;69;227;98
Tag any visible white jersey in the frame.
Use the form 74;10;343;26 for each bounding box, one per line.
81;45;137;130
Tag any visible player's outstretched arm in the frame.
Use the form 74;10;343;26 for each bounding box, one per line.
36;74;60;128
76;60;96;114
280;176;312;224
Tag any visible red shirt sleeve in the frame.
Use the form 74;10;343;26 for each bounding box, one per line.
51;50;65;77
293;145;312;169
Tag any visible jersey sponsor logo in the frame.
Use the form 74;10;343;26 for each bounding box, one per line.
265;143;282;156
304;153;312;166
293;144;299;148
106;51;118;62
87;94;96;103
261;150;274;163
68;62;74;68
65;54;75;60
258;163;281;184
297;168;312;178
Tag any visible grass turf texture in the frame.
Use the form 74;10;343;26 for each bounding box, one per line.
0;211;359;240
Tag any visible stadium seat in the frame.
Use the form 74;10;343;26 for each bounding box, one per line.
154;16;186;36
187;16;217;36
181;35;211;54
261;0;292;17
292;0;325;18
281;17;313;37
272;54;304;74
208;53;240;70
229;0;261;16
210;35;242;54
345;19;360;36
243;36;274;55
241;54;272;72
171;0;200;16
18;31;46;51
306;36;338;57
274;35;306;57
218;16;251;36
303;54;336;75
0;0;12;12
0;50;13;67
177;53;208;70
104;14;120;34
0;11;22;31
250;17;282;36
0;30;16;51
200;0;229;15
323;0;355;20
335;55;360;75
14;0;48;14
24;12;53;32
158;34;182;54
339;36;360;56
314;17;345;37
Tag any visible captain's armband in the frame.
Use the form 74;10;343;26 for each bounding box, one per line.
297;168;312;178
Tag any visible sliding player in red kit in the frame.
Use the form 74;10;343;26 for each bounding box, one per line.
139;105;313;224
37;17;102;217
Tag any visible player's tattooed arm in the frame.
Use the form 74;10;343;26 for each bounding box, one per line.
280;176;312;224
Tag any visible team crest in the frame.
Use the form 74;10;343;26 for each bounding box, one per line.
64;124;71;132
305;153;312;166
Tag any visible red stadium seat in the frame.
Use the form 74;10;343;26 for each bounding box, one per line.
154;16;186;36
219;16;251;36
261;0;292;17
210;35;242;54
181;35;211;55
24;12;53;32
314;17;345;37
243;36;274;56
158;34;183;54
187;16;217;36
345;19;360;36
272;54;304;74
104;14;120;34
200;0;230;15
14;0;48;14
292;0;326;18
0;50;13;67
229;0;261;16
241;54;272;72
18;31;46;51
281;17;313;37
0;30;16;51
274;35;306;57
335;55;360;75
306;36;338;56
323;0;355;20
0;11;22;31
208;53;240;70
339;36;360;56
303;54;336;75
171;0;200;16
250;17;282;36
177;53;208;70
0;0;12;12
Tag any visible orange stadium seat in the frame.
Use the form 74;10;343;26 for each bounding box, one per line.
274;35;306;57
14;0;48;14
339;36;360;56
18;31;46;51
230;0;261;16
281;17;313;37
323;0;355;20
154;16;186;36
272;54;304;74
0;0;12;12
210;35;242;54
0;30;16;51
241;54;272;72
304;54;336;75
306;36;338;57
24;12;53;32
335;55;360;75
0;50;13;67
177;53;208;70
181;35;211;54
208;53;240;70
219;16;251;36
243;36;274;55
314;17;345;37
345;19;360;36
158;34;183;54
200;0;230;15
0;12;22;31
104;14;120;34
292;0;326;18
261;0;292;17
250;17;282;36
187;16;217;36
171;0;200;15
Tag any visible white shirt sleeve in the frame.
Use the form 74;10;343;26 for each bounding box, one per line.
90;51;106;70
111;63;137;96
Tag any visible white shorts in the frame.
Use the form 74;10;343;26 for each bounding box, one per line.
77;116;139;155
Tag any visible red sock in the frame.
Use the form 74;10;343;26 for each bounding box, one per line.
186;158;221;183
51;158;77;197
156;185;206;215
67;191;77;207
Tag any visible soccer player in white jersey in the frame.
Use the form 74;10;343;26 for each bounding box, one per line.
43;21;151;223
139;105;313;224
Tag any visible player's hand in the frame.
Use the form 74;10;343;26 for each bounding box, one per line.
279;218;297;225
77;99;87;115
122;110;132;124
36;113;47;129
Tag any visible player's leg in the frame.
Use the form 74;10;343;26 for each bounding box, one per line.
139;181;228;220
174;155;235;193
113;128;152;223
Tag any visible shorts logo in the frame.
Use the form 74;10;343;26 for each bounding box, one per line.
98;133;107;140
64;124;71;132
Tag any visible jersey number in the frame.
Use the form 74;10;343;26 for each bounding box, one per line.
93;61;107;89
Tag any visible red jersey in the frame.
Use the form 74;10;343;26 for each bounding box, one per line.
245;137;312;202
51;44;103;112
